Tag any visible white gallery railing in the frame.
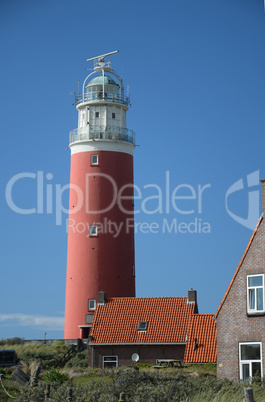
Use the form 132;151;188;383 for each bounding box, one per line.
69;126;135;145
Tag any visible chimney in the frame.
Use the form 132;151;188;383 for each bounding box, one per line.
260;179;265;214
97;291;107;306
187;288;198;313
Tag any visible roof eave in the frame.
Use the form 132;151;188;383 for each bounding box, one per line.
89;342;187;346
216;215;263;318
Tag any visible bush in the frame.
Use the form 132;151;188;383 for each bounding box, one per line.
19;349;58;369
0;337;24;346
16;381;73;402
133;362;154;368
65;350;88;368
44;368;69;383
51;340;69;355
7;368;265;402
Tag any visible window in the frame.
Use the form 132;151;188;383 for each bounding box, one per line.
88;299;96;310
239;342;262;381
247;274;264;314
112;113;115;118
91;154;98;165
85;314;94;324
95;112;99;117
138;321;148;331
90;225;97;236
103;356;118;368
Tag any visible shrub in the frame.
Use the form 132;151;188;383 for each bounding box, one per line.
7;369;265;402
16;382;73;401
51;340;69;355
65;350;88;368
44;368;69;384
0;337;24;345
19;349;58;369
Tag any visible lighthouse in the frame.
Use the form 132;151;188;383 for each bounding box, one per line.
64;51;136;339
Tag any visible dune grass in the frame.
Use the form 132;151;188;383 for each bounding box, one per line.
0;342;265;401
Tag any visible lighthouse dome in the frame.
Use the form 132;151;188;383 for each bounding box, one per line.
86;75;119;88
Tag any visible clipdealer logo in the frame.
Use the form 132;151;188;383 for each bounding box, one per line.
6;169;261;234
5;171;212;234
225;170;260;231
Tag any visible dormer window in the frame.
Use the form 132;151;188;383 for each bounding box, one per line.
138;321;148;331
247;274;264;314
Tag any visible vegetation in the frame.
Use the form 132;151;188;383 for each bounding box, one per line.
44;368;69;383
0;339;69;369
10;368;265;401
0;341;264;400
65;350;88;368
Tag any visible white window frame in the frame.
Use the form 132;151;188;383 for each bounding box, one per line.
88;299;96;310
247;274;265;314
239;342;262;382
103;356;118;368
91;154;98;165
90;225;97;236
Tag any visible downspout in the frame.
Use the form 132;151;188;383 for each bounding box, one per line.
92;345;95;368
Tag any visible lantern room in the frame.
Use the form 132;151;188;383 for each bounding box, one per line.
85;75;120;101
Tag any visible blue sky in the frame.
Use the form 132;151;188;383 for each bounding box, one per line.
1;0;265;339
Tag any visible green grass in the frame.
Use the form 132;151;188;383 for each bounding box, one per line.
2;366;265;401
72;372;113;386
0;340;68;355
183;363;217;376
0;341;69;370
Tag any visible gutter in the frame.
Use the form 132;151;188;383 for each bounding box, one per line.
89;342;186;346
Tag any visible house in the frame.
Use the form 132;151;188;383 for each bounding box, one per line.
88;289;216;368
216;180;265;381
88;289;198;368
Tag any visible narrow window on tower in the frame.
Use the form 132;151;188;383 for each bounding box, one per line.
90;225;97;236
91;154;98;165
88;299;96;310
112;113;115;119
95;112;99;118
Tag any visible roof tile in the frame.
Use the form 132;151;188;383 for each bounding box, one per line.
183;314;216;363
90;297;195;344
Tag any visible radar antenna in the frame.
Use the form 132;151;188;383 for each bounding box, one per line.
81;50;124;104
86;50;119;63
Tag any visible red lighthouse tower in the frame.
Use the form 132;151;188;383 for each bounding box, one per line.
64;51;135;339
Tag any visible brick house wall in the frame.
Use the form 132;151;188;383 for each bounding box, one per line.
217;203;265;380
88;344;185;368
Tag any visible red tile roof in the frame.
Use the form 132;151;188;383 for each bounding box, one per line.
90;297;196;344
184;314;216;363
216;217;262;317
